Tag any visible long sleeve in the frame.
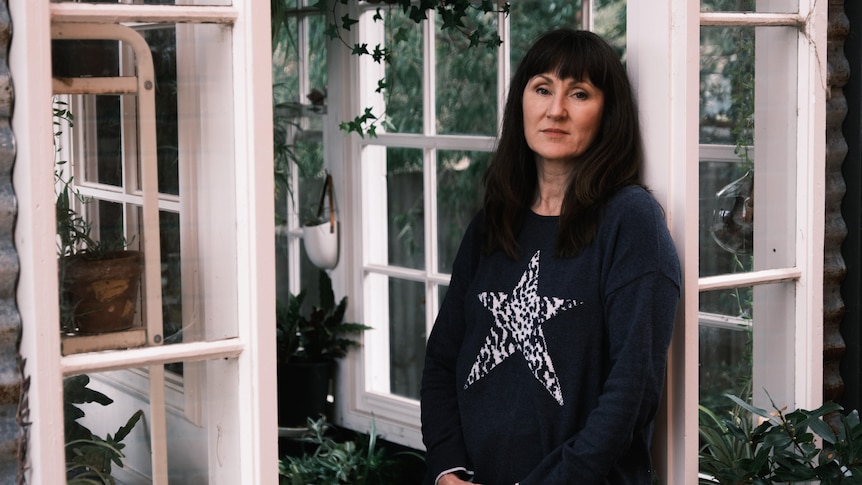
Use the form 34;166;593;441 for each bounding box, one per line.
421;215;483;485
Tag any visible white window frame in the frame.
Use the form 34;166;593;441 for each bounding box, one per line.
629;1;826;483
13;2;276;484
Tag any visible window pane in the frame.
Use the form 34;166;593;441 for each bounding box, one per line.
56;23;239;349
700;0;797;14
64;362;239;483
699;281;796;414
435;10;498;136
699;315;751;416
389;278;426;399
699;158;753;277
509;0;585;68
383;8;423;134
145;26;180;196
700;26;753;145
700;25;798;275
388;147;425;270
437;150;488;274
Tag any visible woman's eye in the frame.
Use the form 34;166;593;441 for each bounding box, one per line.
536;87;550;95
572;91;588;100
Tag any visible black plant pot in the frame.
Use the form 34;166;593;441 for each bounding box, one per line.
277;360;335;428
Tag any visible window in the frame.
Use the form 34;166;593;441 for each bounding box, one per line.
14;1;277;483
626;0;826;481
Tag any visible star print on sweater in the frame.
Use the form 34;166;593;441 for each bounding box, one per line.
464;250;582;405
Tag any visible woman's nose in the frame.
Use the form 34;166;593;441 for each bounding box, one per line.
546;94;566;118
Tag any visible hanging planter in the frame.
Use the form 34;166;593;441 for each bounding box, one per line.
302;172;339;270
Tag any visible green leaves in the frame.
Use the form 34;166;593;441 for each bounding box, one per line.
316;0;508;138
699;393;862;484
64;376;144;484
277;269;372;363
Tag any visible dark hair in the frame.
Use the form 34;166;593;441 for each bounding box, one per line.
482;28;643;258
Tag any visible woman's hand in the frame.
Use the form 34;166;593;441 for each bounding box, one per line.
438;472;479;485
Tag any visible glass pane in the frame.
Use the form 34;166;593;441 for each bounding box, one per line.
389;278;426;399
272;16;300;106
53;28;179;194
56;23;238;347
509;0;585;69
593;0;627;54
699;158;753;278
698;316;751;416
435;10;498;136
699;286;753;416
64;363;241;483
437;150;488;273
388;147;425;270
293;128;326;225
700;0;797;14
383;8;423;134
160;210;182;346
700;25;798;275
699;281;796;416
700;26;754;145
307;15;328;95
145;26;180;196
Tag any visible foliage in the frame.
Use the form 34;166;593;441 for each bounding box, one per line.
53;101;94;259
699;393;862;484
312;0;508;137
53;100;129;260
64;375;144;484
279;416;424;485
277;269;371;364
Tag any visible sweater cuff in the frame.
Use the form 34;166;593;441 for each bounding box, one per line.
435;467;474;484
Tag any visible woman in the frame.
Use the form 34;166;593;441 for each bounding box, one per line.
420;29;680;485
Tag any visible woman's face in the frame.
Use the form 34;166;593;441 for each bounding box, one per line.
522;72;604;164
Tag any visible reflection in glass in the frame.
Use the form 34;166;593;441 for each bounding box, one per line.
710;169;754;254
389;278;426;399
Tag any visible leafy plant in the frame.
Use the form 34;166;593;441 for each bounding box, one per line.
277;269;371;364
64;375;144;484
699;392;862;484
311;0;508;137
278;416;423;485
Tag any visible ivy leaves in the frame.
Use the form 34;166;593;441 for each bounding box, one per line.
314;0;509;137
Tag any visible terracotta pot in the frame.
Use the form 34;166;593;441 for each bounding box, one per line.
61;251;144;334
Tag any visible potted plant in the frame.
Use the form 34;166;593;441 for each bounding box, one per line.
276;269;371;428
54;101;144;335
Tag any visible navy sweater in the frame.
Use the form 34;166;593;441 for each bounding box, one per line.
421;186;680;485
